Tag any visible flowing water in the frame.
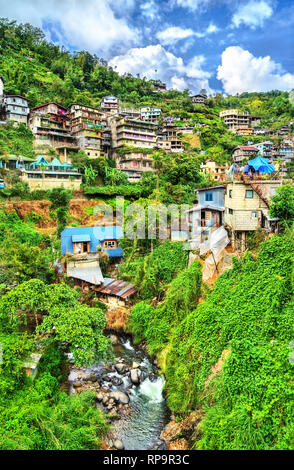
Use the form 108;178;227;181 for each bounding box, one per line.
111;337;168;450
68;335;169;451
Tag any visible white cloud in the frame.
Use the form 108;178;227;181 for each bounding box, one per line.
217;46;294;94
170;0;213;11
0;0;139;58
109;44;212;93
140;0;160;21
156;22;219;45
232;0;273;29
156;27;195;46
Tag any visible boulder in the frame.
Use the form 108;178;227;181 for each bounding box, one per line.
109;391;130;405
85;373;97;383
132;362;140;369
110;335;120;346
115;363;127;374
111;376;123;386
96;392;103;402
130;368;142;384
114;440;124;450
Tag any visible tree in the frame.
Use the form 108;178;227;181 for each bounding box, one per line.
269;184;294;223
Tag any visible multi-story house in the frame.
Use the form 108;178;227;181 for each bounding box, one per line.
252;141;275;158
116;150;154;181
100;96;119;114
224;180;281;250
151;80;167;93
29;102;77;162
220;109;260;132
231;145;258;164
4;95;30;125
186;185;226;247
191;94;207;105
19;155;82;191
109;116;157;149
200;160;228;182
156;124;184;153
69;104;105;158
140;107;162;122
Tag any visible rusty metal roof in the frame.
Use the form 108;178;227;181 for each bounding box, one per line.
96;278;137;299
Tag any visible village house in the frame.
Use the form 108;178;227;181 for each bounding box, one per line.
231;145;258;164
29;102;78;162
119;107;141;119
60;226;136;307
224;180;282;251
115;150;154;181
109;115;157;149
235;126;254;136
200;160;228;182
186;185;226;247
252;141;275;158
220;109;260;132
191;94;207;105
151;80;167;93
69;103;107;159
140;107;162;122
18;155;82;191
3;95;30;125
156;124;184;153
100;96;119;115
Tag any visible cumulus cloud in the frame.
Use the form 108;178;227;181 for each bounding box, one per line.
0;0;139;58
217;46;294;94
156;27;195;46
156;22;219;46
232;0;273;29
109;44;212;93
169;0;213;11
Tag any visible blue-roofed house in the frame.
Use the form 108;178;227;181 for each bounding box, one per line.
61;225;123;259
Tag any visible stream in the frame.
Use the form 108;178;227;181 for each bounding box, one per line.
67;335;169;451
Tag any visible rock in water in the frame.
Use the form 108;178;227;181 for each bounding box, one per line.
115;363;127;374
130;368;142;384
109;391;130;404
132;361;140;369
110;334;120;346
114;440;124;450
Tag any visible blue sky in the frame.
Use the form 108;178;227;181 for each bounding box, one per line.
1;0;294;94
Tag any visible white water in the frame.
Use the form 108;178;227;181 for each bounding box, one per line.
138;376;165;403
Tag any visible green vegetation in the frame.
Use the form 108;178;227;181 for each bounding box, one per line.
0;210;111;450
129;234;294;449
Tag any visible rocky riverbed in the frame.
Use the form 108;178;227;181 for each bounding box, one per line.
67;334;169;451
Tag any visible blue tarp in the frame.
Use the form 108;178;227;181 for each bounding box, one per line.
248;156;275;174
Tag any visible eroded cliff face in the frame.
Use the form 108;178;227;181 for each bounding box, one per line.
0;198;118;234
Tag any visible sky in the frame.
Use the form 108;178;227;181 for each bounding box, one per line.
1;0;294;95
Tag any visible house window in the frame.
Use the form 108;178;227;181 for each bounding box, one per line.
229;208;234;215
251;211;258;219
205;192;213;202
246;190;253;198
103;240;116;249
229;189;232;198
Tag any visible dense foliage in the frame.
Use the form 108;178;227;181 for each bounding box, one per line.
129;234;294;449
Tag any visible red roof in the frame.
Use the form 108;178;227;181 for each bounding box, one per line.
235;146;258;151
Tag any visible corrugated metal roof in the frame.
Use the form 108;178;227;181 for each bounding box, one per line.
67;261;104;285
96;278;137;299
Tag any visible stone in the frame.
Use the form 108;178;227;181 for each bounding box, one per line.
114;440;124;450
96;392;103;402
102;396;109;405
115;363;127;374
111;376;123;386
130;368;142;384
109;391;130;405
110;334;120;346
132;362;140;369
149;372;157;382
85;373;97;383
